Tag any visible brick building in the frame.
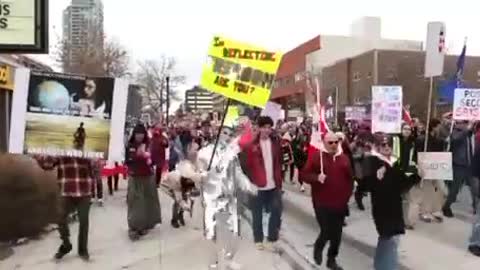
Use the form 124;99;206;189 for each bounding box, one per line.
321;49;480;120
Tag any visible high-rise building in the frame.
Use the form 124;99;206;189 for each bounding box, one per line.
63;0;104;65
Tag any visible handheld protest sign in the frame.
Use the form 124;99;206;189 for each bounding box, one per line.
371;86;403;134
418;152;453;181
453;88;480;120
8;69;129;162
200;36;283;108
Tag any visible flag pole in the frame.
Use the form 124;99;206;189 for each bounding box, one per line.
314;77;324;175
424;76;434;152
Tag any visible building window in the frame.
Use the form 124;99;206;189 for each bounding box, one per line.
353;72;361;82
367;72;372;79
294;72;304;82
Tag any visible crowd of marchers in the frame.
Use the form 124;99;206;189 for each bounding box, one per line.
21;110;480;270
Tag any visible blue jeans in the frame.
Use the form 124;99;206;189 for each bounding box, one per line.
251;189;282;243
470;202;480;247
374;236;400;270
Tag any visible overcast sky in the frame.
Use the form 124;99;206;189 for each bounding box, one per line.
42;0;480;100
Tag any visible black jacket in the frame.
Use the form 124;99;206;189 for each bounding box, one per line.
364;154;421;238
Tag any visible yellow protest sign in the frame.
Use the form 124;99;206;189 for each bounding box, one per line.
200;36;283;108
224;106;239;128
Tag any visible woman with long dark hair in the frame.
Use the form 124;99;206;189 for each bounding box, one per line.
125;124;162;240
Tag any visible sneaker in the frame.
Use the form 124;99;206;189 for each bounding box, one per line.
354;193;365;211
326;258;344;270
54;243;72;260
255;243;264;250
128;230;140;241
442;206;454;218
97;199;104;207
300;185;305;192
433;214;444;223
78;252;90;261
420;214;433;223
313;250;323;266
469;246;480;257
171;219;180;229
264;241;277;252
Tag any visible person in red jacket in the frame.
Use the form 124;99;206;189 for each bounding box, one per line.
300;132;353;270
239;116;283;251
150;124;169;187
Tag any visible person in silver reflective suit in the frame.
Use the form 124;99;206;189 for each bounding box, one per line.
198;126;257;269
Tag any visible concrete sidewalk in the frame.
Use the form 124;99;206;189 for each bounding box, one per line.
1;181;292;270
282;183;480;270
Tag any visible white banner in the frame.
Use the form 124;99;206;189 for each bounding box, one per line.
424;22;446;77
452;88;480;120
418;152;453;181
371;86;403;134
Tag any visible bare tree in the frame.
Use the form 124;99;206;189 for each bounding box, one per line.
55;31;131;78
136;56;186;115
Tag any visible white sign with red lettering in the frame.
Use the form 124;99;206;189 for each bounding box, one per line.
453;88;480;120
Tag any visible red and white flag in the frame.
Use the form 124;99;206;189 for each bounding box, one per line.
308;78;330;154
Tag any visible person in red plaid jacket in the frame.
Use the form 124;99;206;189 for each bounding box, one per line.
36;155;94;261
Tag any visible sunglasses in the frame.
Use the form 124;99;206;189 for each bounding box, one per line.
381;143;392;148
327;141;339;145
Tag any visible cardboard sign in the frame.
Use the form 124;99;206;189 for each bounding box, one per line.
453;88;480;120
200;36;283;108
261;101;283;127
345;106;367;121
418;152;453;181
371;86;403;134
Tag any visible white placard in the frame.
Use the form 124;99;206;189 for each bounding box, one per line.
371;86;403;134
261;101;282;127
418;152;453;181
424;22;446;77
452;88;480;120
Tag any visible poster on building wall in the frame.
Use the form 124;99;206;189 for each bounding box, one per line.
371;85;403;134
0;64;14;91
452;88;480;120
345;106;368;121
9;69;129;161
200;36;283;108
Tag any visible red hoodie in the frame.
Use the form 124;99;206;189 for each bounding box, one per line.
300;148;353;211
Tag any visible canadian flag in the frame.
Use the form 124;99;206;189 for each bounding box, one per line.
308;78;330;156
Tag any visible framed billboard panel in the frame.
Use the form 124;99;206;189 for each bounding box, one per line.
0;0;49;53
